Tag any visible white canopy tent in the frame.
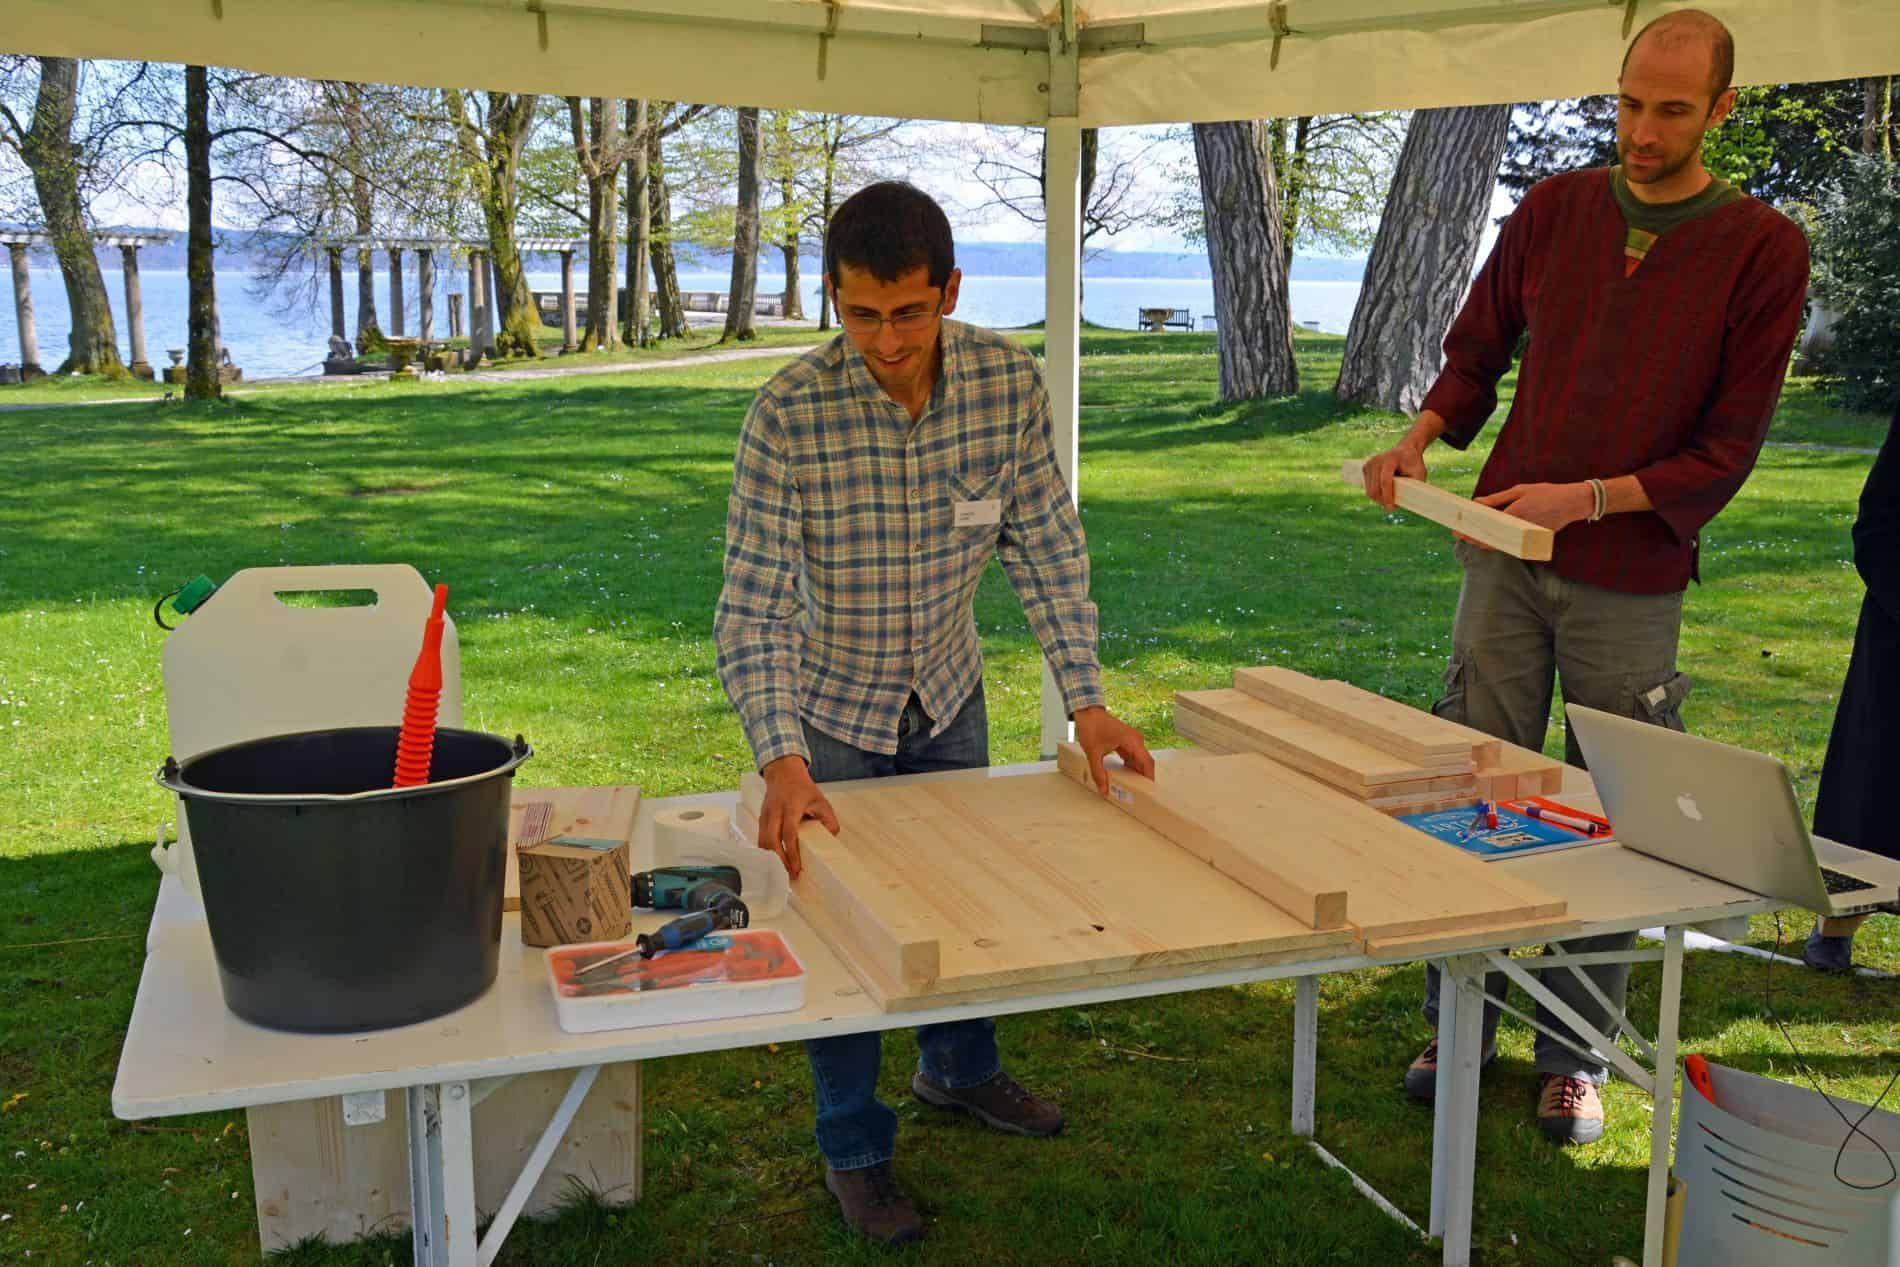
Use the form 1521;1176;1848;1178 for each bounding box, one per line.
12;9;1897;1263
13;1;1895;749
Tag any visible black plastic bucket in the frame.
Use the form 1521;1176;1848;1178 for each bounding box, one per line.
157;727;531;1033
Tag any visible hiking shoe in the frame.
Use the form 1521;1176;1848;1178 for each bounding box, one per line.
1403;1036;1497;1101
823;1162;923;1245
1536;1074;1605;1145
911;1068;1064;1137
1803;925;1856;974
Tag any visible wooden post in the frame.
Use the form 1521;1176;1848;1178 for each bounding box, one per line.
388;246;405;338
120;244;153;379
7;242;43;379
327;247;346;341
559;249;577;353
417;249;434;345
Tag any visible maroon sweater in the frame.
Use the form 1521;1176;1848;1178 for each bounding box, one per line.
1420;167;1810;594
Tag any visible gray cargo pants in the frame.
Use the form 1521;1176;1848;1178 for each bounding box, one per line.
1420;541;1693;1083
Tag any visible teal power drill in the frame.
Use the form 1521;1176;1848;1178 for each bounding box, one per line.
631;865;750;957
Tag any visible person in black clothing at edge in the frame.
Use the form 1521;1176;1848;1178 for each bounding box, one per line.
1804;398;1900;972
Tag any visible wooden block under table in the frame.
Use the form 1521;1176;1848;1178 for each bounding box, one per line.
248;1062;643;1252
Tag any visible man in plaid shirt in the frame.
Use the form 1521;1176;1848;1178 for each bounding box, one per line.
715;181;1152;1244
1360;9;1808;1147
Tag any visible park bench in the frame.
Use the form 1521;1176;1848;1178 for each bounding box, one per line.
1137;305;1194;332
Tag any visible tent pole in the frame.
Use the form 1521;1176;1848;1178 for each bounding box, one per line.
1039;112;1082;761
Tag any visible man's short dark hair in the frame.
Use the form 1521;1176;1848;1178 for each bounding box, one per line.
1621;8;1735;103
825;181;956;291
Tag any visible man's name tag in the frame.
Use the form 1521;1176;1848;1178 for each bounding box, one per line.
953;498;1002;527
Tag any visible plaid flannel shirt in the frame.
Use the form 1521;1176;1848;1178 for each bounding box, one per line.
715;319;1105;768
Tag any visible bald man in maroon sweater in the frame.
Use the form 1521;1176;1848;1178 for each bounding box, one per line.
1361;10;1809;1146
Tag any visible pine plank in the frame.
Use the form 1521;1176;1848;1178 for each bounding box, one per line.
1232;665;1473;764
1341;458;1556;561
1364;915;1584;959
1175;688;1472;789
1054;742;1350;929
738;771;1352;1009
1177;707;1475;800
505;786;640;911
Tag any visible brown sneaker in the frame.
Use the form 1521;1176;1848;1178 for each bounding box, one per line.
911;1068;1064;1137
1403;1036;1497;1101
1536;1073;1605;1145
823;1162;924;1245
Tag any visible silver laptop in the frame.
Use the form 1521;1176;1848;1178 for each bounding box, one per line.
1566;704;1893;916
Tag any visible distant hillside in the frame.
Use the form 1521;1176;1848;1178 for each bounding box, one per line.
11;226;1363;283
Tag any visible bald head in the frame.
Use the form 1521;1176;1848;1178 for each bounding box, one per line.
1622;9;1735;103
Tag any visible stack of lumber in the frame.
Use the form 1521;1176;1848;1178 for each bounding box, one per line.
1056;745;1574;958
1174;666;1564;813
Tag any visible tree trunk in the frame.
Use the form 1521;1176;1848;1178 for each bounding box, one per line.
571;96;620;351
1864;76;1895;160
184;65;219;401
817;128;837;333
648;125;688;340
22;57;125;377
772;112;804;320
1193;120;1298;401
477;92;542;359
722;106;762;342
342;87;383;353
1335;104;1511;414
624;99;651;347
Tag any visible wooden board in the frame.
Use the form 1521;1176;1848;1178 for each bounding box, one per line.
1341;458;1555;561
505;785;640;911
1176;708;1476;801
1054;742;1349;929
1363;915;1584;959
1232;665;1476;765
1175;688;1472;790
1065;748;1567;946
736;770;1355;1010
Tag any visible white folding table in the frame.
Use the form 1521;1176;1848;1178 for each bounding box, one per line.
116;759;1888;1267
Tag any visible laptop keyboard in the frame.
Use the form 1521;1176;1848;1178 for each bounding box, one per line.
1822;867;1877;896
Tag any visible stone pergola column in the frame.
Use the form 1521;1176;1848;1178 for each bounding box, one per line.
120;244;152;380
467;251;488;357
417;249;435;344
8;242;43;380
327;248;346;341
388;246;405;338
559;248;577;353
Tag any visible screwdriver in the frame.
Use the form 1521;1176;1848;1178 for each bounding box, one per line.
636;886;750;958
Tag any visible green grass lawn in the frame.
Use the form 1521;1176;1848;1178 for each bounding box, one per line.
1;329;1894;1265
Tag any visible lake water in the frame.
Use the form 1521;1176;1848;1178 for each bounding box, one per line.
0;266;1363;379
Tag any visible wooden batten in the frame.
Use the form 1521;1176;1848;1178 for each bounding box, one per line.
1232;665;1474;765
1340;458;1555;561
1175;688;1471;790
1055;742;1351;930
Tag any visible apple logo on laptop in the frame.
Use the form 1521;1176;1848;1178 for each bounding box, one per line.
1676;794;1704;822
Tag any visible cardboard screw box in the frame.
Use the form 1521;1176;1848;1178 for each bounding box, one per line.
518;835;632;948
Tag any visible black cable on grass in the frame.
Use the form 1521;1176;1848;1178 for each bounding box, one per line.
1763;912;1900;1190
153;585;184;631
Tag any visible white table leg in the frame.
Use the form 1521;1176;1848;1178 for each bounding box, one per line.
1431;955;1485;1267
1643;925;1685;1267
407;1082;478;1267
1292;975;1318;1138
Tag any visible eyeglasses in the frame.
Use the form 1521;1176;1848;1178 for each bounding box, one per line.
838;300;943;335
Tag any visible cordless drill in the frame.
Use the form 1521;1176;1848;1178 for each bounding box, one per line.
631;865;750;957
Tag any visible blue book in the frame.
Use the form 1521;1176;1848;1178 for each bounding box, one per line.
1397;803;1607;861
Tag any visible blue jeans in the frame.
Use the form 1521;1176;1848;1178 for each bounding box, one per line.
800;683;998;1170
